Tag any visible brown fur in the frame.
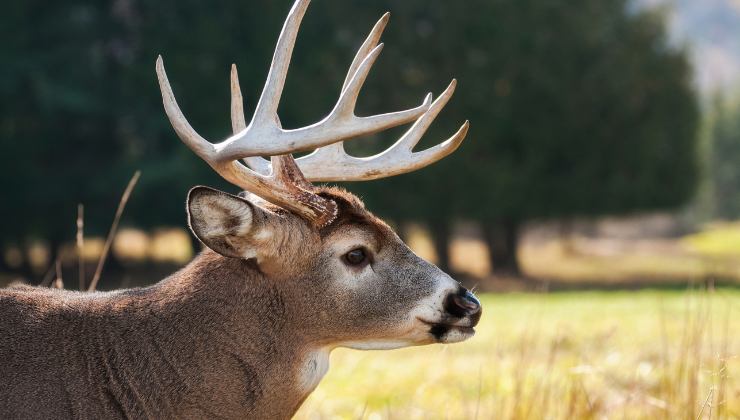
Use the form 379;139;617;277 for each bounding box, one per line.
0;188;479;419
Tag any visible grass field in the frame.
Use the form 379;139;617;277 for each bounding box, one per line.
295;289;739;419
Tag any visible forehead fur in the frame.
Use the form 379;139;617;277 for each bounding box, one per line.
315;187;393;237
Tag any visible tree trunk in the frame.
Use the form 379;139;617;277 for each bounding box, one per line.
17;245;35;282
104;248;126;272
428;222;452;273
559;218;577;256
482;220;521;277
47;237;61;269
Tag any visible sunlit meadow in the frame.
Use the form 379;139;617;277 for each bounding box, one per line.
296;290;738;419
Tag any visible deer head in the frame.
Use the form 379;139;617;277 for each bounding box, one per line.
156;0;480;361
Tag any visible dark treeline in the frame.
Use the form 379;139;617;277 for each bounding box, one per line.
0;0;698;277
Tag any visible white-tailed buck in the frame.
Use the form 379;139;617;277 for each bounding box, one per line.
0;1;481;418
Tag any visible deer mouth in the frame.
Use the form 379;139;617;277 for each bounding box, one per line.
417;318;476;343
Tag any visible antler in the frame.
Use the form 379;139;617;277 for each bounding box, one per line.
157;0;468;225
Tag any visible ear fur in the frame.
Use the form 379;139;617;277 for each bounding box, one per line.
187;186;260;259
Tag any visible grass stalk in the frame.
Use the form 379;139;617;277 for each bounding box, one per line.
76;203;85;291
87;171;140;292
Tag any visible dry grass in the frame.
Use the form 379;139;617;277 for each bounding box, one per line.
295;289;738;419
87;170;140;291
520;240;711;283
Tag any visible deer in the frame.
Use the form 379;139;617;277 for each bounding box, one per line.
0;1;481;418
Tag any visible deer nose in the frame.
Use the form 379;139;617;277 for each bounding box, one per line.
444;288;481;318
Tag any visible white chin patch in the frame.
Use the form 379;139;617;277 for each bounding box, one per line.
342;339;414;351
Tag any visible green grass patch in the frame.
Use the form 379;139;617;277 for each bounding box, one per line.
683;222;740;257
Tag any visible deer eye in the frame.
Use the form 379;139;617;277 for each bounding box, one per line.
343;248;368;266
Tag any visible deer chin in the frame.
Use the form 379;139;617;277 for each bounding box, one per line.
340;317;473;350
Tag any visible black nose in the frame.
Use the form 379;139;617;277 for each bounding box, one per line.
444;288;481;318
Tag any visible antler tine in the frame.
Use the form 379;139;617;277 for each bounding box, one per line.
230;64;247;134
333;43;386;119
252;0;310;126
231;65;271;175
385;80;465;155
156;56;217;162
341;12;390;94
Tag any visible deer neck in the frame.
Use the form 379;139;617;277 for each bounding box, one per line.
112;250;329;418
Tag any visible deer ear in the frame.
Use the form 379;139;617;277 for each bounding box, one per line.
187;186;265;259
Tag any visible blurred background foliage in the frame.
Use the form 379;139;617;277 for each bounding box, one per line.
0;0;730;285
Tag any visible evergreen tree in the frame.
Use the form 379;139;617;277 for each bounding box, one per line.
708;97;740;218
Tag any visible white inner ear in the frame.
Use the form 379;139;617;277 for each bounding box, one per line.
197;196;253;239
